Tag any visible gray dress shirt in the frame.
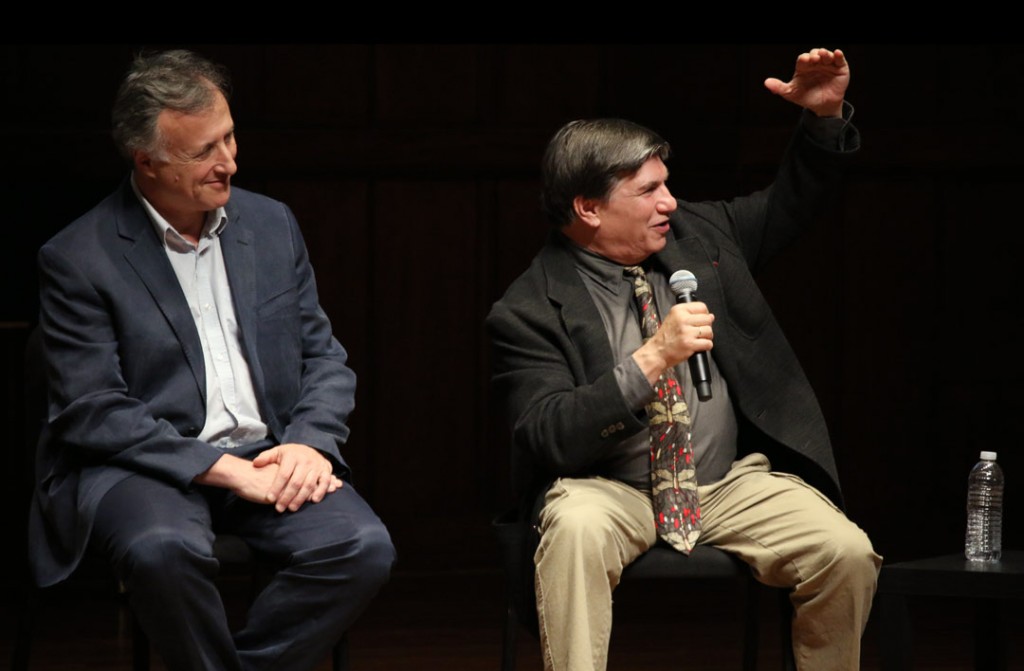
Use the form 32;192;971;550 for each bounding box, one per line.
567;244;737;491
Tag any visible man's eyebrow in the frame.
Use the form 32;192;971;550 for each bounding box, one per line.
636;173;668;192
193;128;234;157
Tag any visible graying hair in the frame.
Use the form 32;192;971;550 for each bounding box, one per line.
111;49;231;161
541;118;670;228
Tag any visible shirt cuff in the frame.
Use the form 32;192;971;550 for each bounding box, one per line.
613;356;658;413
801;100;856;152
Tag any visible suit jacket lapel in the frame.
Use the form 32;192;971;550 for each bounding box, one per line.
219;203;266;403
116;183;207;403
653;213;722;317
540;234;618;384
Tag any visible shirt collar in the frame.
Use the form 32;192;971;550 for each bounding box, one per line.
561;233;636;296
130;172;228;252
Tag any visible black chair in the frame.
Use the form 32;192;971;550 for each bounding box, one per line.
12;326;349;670
494;508;796;671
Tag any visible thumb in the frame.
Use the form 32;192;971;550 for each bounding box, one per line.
252;447;280;467
763;77;789;96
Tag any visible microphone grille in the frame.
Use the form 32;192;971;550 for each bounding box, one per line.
669;270;698;294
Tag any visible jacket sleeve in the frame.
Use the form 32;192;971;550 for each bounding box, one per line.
273;205;357;477
38;242;224;488
486;268;648;480
682;106;860;274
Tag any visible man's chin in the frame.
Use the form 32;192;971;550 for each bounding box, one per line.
206;185;232;207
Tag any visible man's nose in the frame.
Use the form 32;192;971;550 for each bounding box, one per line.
214;141;238;176
656;186;677;213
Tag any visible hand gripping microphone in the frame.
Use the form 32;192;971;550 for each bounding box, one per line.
669;270;713;402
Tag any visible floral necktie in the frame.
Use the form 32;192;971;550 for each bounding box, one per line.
625;265;701;553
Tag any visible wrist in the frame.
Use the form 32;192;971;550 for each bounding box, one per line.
194;454;246;488
810;100;844;119
632;342;671;387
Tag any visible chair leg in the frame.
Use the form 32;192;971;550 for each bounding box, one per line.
332;631;350;671
742;577;761;671
502;603;520;671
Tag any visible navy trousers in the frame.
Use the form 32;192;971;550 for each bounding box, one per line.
90;469;395;671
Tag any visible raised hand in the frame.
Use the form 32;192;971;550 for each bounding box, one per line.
764;47;850;118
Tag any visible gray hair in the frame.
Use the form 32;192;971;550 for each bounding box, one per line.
541;118;670;228
111;49;231;161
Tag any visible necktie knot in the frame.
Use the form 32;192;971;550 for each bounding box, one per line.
624;266;659;337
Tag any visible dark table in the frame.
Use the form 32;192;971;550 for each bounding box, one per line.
877;551;1024;670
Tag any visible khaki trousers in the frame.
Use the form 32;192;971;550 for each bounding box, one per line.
534;453;882;671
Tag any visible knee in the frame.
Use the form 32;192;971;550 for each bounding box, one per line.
299;519;396;591
815;523;881;589
351;522;396;588
115;526;215;586
537;504;626;579
540;504;609;553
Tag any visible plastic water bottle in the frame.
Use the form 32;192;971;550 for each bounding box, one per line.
965;451;1004;561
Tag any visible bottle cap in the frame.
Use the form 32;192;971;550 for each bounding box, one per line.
980;451;998;461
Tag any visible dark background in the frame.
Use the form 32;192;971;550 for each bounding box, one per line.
2;43;1022;584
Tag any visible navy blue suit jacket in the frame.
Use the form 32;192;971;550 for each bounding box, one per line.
29;180;356;587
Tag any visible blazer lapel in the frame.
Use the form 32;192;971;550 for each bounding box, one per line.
219;205;266;404
116;184;206;403
653;214;723;316
540;234;618;384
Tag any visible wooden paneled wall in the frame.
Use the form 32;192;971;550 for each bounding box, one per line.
3;44;1023;575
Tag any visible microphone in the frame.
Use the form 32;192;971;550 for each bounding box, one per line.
669;270;713;402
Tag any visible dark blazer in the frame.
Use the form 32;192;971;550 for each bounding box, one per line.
29;180;356;587
487;119;859;511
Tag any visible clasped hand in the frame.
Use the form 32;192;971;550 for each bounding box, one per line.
253;443;343;512
198;444;342;513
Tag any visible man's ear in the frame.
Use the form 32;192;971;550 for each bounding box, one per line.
572;195;602;229
133;149;156;179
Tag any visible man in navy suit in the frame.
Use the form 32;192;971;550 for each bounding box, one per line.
30;50;395;671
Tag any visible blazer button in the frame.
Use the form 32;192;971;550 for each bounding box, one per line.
600;429;609;438
616;422;625;430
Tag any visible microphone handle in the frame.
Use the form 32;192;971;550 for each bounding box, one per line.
689;356;713;402
677;289;713;402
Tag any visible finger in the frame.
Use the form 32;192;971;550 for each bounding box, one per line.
694;325;715;340
309;470;333;504
267;451;298;504
252;446;279;468
324;474;343;494
291;479;318;512
279;466;318;512
669;301;710;316
832;49;847;68
290;451;332;505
